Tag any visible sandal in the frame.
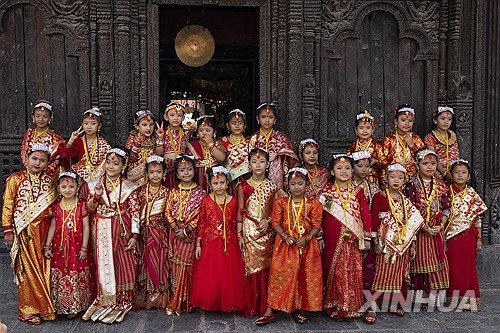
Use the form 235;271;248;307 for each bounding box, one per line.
364;311;377;325
18;314;41;325
391;308;405;317
330;313;343;322
292;311;307;324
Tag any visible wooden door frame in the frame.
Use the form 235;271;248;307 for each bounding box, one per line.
147;0;270;115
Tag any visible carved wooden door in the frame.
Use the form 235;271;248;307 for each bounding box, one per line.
320;5;439;154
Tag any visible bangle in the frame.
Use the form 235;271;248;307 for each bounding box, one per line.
316;235;323;241
305;234;313;242
156;141;164;145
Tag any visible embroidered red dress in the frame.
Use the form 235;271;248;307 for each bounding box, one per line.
424;130;460;178
220;135;250;195
21;128;67;177
188;139;224;193
249;130;299;189
191;195;251;312
267;196;323;313
161;127;191;188
319;183;371;318
125;134;157;186
445;185;487;308
135;184;170;309
379;132;425;179
406;176;451;292
304;166;331;200
50;200;94;315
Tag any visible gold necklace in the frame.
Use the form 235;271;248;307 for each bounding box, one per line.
433;129;450;172
145;183;161;224
417;176;438;227
177;184;194;222
385;189;407;244
355;138;372;151
395;131;410;167
32;127;49;142
259;129;273;151
212;193;229;253
229;134;245;145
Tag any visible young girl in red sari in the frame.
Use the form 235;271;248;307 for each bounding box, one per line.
445;160;487;309
249;102;299;189
164;154;206;315
319;154;371;321
351;150;380;292
257;168;323;326
220;109;250;195
3;144;57;325
191;166;250;312
347;111;382;185
424;106;460;182
406;149;450;306
56;107;110;183
187;115;227;192
44;171;93;318
380;104;425;179
135;155;170;309
367;164;424;324
20;100;66;177
157;102;191;188
299;139;330;200
125;109;161;186
82;147;141;324
237;148;285;318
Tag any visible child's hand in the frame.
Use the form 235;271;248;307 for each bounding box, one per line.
238;237;245;252
3;233;13;246
409;246;416;260
375;243;383;255
78;248;88;260
284;235;295;246
195;245;201;259
404;133;415;148
318;239;325;252
364;240;371;250
126;238;137;251
94;183;103;197
44;248;53;259
155;121;164;137
296;237;306;248
257;218;269;232
477;239;482;251
68;126;84;145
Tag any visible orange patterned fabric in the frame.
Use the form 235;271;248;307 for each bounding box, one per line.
2;171;57;318
379;132;425;178
267;197;323;312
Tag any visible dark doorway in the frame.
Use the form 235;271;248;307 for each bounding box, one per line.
159;6;260;135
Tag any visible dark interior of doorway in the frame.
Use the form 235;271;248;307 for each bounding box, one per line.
159;5;259;136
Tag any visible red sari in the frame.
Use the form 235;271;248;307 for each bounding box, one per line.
379;132;425;179
320;183;371;318
161;127;191;188
164;184;205;315
56;135;110;183
238;178;284;316
304;166;330;200
267;196;323;313
188;140;224;193
406;176;450;292
347;138;383;185
424;130;460;178
21;128;67;177
220;135;250;195
445;185;487;307
249;130;299;189
50;200;94;315
135;184;170;309
125;134;157;186
371;192;423;293
191;195;250;312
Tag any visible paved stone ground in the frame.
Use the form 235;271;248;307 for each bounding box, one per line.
0;288;499;332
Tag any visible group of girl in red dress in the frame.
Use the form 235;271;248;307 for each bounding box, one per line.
2;100;486;327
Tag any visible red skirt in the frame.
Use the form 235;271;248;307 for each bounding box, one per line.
191;237;251;312
446;227;480;301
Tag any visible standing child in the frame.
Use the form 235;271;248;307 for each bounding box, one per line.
191;166;250;312
319;154;371;321
380;104;425;179
445;160;487;310
164;155;206;315
351;150;380;292
424;106;460;182
82;147;141;324
44;171;92;318
2;144;57;325
237;148;285;318
367;164;424;324
135;155;171;309
347;111;382;185
57;107;111;183
187;115;227;193
406;149;450;305
249;102;299;189
220;109;250;195
126;108;160;186
257;168;323;325
20;100;66;177
299;139;330;200
157;102;191;188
